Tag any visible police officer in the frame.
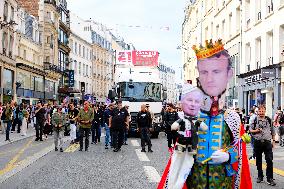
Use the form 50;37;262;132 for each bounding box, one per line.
137;104;153;152
109;101;129;152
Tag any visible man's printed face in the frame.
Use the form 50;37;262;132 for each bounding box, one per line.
181;90;203;116
258;108;266;117
197;56;233;97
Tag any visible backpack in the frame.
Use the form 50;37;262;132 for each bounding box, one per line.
1;108;6;121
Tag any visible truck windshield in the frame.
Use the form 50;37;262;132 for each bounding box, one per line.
119;82;162;102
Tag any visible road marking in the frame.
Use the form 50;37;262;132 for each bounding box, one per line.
64;143;80;152
0;137;69;184
131;139;140;147
135;149;150;161
143;166;161;183
249;160;284;177
0;138;33;175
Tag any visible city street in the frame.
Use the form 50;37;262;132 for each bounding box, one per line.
0;132;284;189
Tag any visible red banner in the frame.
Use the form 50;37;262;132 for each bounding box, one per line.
132;50;159;66
116;50;159;67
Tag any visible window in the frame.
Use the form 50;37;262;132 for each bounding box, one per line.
266;31;273;65
11;6;14;21
266;0;273;15
4;1;8;21
79;44;81;56
83;64;85;76
3;69;13;89
86;66;88;77
229;13;232;38
236;7;241;33
9;35;14;54
79;62;81;75
74;42;77;54
83;46;85;58
255;37;261;69
2;32;8;54
23;50;27;60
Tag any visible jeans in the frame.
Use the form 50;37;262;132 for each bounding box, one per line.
105;123;110;146
5;121;12;140
91;122;101;143
35;121;44;140
113;128;124;150
254;139;274;180
54;130;63;148
123;129;128;144
70;123;77;141
141;127;152;150
79;127;90;150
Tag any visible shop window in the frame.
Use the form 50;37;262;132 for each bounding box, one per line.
3;69;13;89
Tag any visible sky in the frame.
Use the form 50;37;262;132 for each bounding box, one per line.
68;0;188;83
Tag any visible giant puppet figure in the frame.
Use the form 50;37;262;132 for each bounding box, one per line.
158;39;252;189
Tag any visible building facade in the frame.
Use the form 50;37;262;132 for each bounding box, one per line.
183;0;284;117
159;63;176;103
238;0;284;117
0;0;18;103
69;32;93;103
70;13;114;103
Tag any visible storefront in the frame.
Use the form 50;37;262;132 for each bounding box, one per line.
16;63;57;105
238;64;281;117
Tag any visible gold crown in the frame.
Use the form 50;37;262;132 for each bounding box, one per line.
192;39;225;60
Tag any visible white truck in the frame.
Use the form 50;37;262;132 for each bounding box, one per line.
112;65;164;138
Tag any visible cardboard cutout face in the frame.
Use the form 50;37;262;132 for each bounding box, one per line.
197;55;233;97
181;90;203;116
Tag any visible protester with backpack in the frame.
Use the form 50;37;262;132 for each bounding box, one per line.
249;105;276;186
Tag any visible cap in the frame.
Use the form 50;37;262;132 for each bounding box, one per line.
181;83;198;96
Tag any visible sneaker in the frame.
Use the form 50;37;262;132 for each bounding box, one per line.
141;149;146;152
124;142;128;145
40;139;43;141
148;149;153;153
35;138;39;141
113;148;121;152
79;148;83;151
85;148;89;152
267;179;276;186
256;177;263;183
55;147;58;151
105;146;109;149
60;148;63;152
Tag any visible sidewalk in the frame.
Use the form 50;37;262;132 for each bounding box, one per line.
0;126;36;147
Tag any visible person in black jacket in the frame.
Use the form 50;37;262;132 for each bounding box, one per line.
137;104;153;152
164;103;179;152
91;105;102;144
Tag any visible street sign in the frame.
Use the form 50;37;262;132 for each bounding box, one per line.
68;70;75;87
261;69;275;78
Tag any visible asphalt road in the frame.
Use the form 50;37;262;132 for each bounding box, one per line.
0;133;284;189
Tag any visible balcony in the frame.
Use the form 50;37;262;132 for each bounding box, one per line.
44;0;57;8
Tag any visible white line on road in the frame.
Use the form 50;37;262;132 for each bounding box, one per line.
131;139;140;147
143;166;161;183
135;149;150;161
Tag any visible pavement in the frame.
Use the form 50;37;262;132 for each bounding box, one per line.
0;132;284;189
0;126;35;147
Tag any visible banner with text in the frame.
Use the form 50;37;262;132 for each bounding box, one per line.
116;50;159;67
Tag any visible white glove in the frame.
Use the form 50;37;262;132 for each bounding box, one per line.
211;150;229;164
